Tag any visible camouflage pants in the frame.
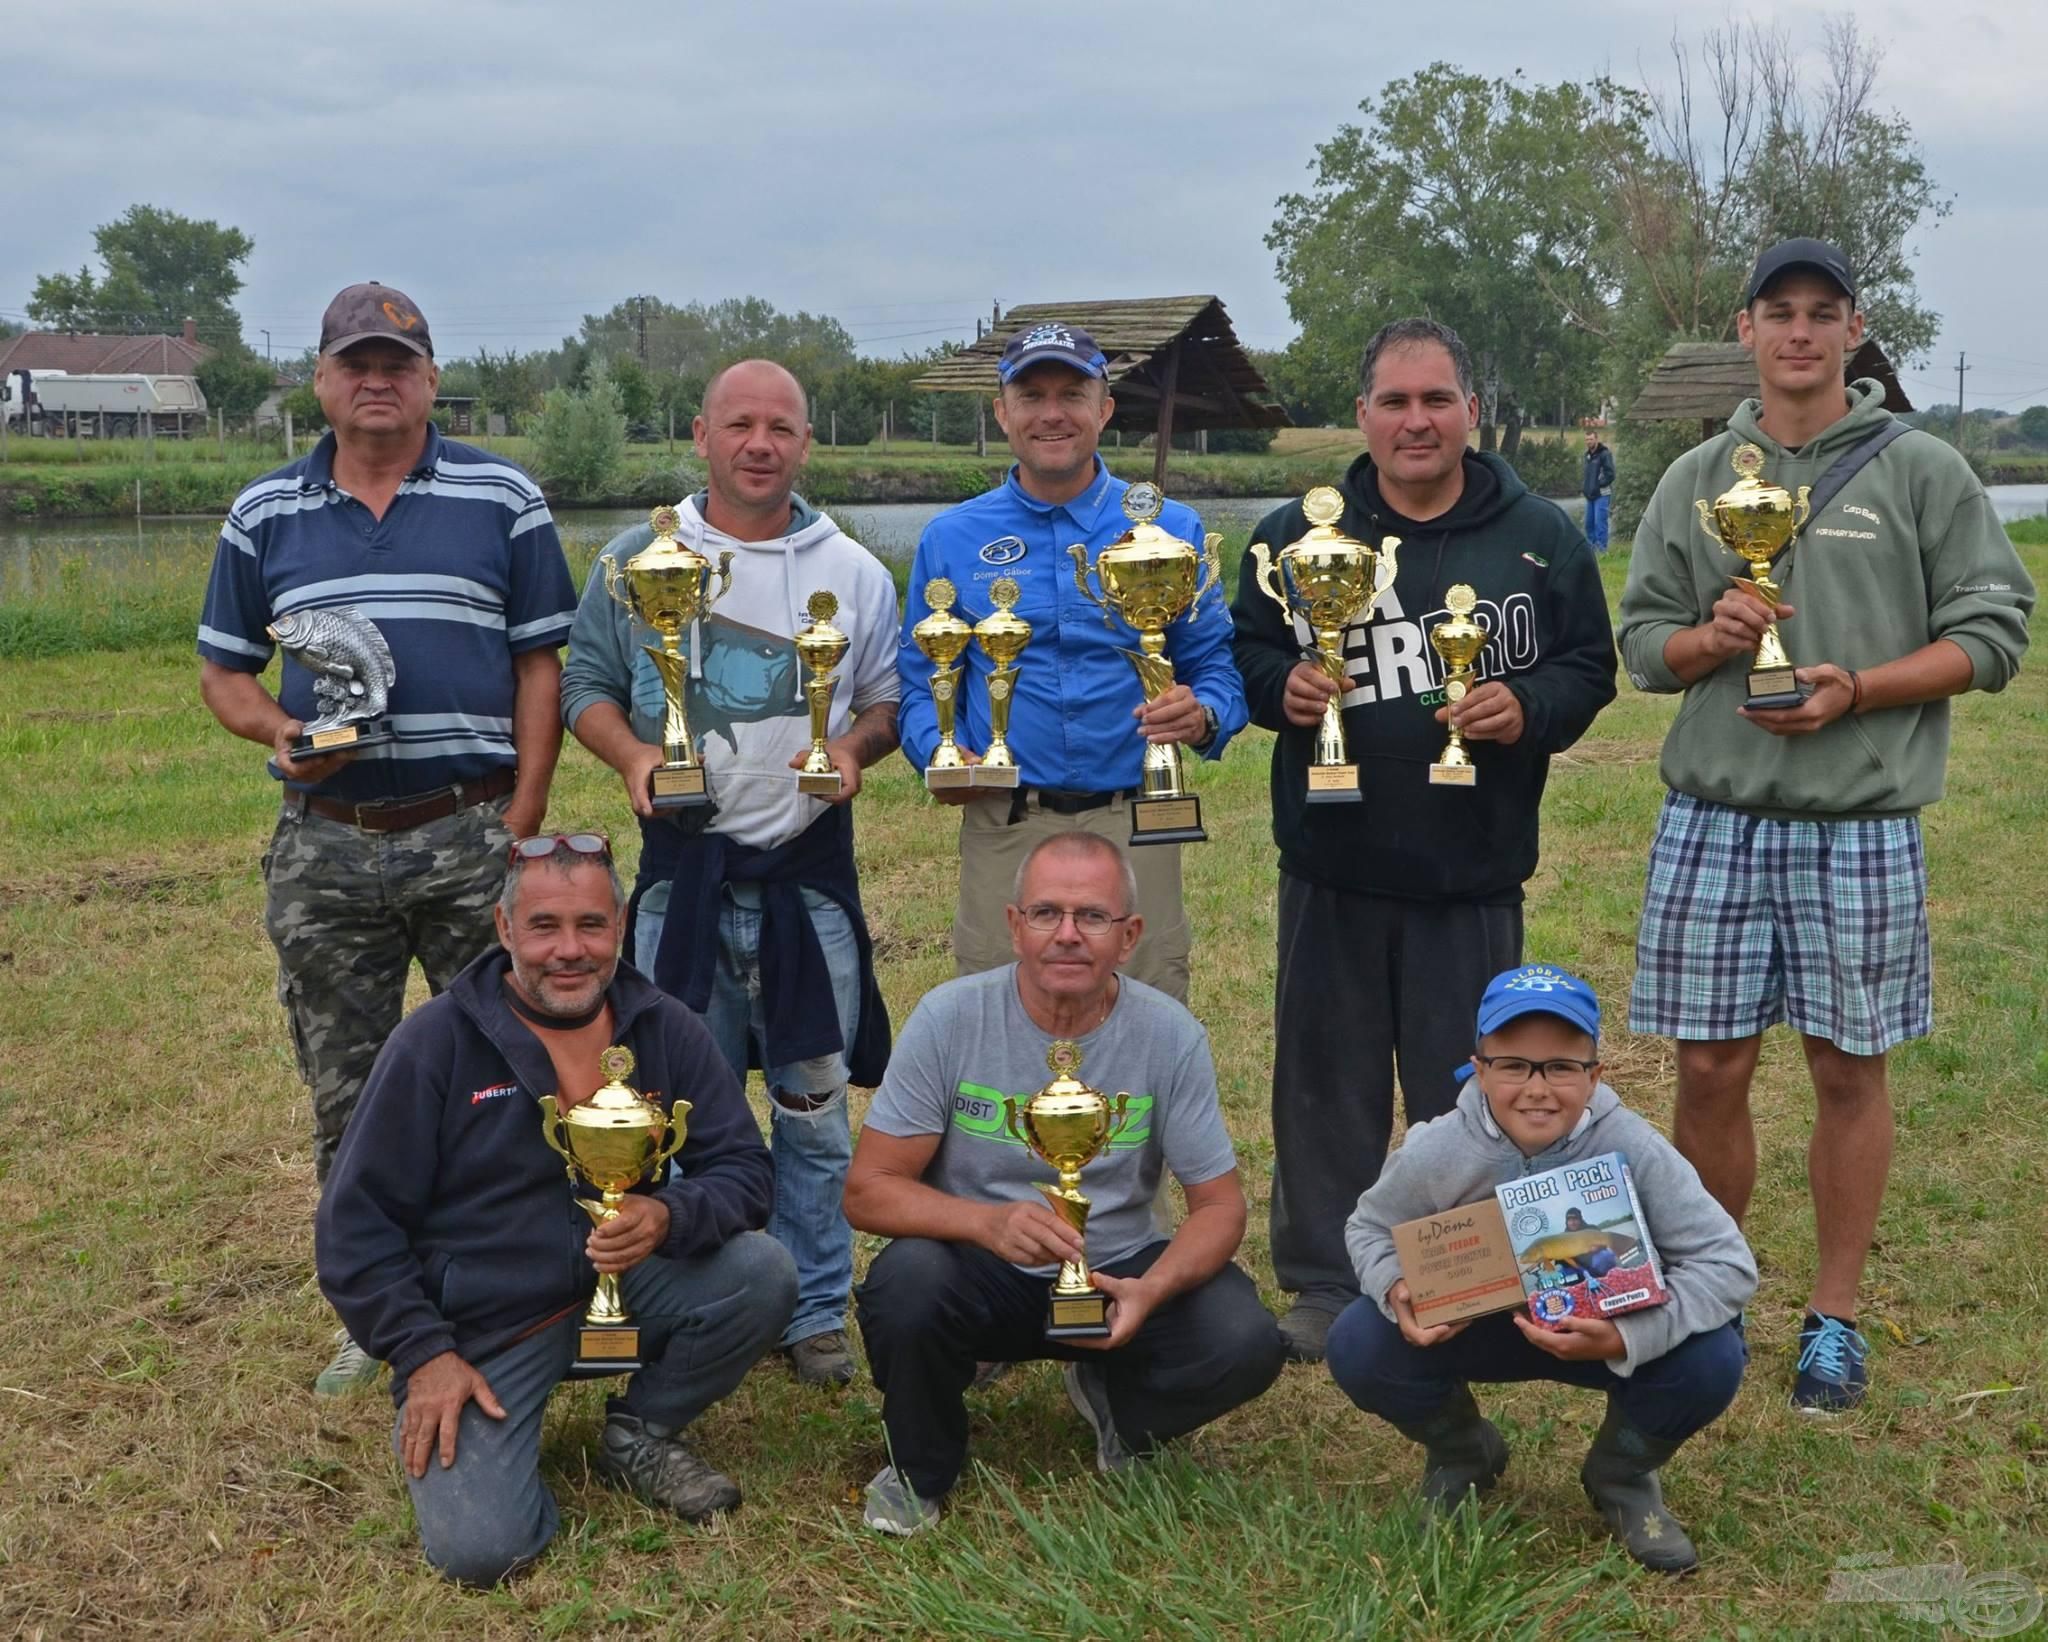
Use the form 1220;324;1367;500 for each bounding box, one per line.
262;796;515;1182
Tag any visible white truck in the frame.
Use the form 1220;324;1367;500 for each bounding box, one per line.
2;369;208;436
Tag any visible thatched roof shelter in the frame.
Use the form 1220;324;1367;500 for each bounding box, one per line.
1629;339;1911;440
913;295;1287;485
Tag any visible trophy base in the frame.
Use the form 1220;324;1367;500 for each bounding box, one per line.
1428;761;1476;787
926;765;974;792
796;769;844;798
970;764;1020;790
1305;763;1361;804
292;718;394;757
1744;665;1809;711
573;1322;642;1374
650;765;712;812
1129;793;1205;846
1045;1289;1112;1340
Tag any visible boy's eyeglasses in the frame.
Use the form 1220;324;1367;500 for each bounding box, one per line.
506;832;612;865
1474;1055;1599;1086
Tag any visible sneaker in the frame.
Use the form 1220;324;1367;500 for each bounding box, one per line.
1062;1361;1132;1473
313;1329;381;1397
788;1329;856;1387
862;1465;941;1537
594;1411;741;1522
1277;1303;1336;1364
1793;1312;1869;1413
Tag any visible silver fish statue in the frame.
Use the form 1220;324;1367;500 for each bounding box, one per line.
267;606;397;741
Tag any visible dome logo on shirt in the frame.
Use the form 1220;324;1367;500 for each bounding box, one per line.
979;535;1027;566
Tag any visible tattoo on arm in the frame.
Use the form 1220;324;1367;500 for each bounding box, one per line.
839;701;901;768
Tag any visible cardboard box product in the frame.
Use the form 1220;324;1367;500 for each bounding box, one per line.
1390;1197;1525;1326
1493;1151;1669;1329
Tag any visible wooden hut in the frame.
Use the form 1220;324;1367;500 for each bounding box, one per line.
1628;339;1911;441
912;295;1288;486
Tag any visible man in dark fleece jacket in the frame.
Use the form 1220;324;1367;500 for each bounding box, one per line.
316;840;795;1587
1230;317;1617;1362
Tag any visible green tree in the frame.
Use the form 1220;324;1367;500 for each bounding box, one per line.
28;204;253;346
194;350;275;420
529;359;627;500
2016;405;2048;446
280;384;325;433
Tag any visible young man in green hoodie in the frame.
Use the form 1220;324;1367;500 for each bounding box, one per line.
1619;238;2036;1413
1231;318;1618;1363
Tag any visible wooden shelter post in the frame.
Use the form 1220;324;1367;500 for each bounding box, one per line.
1151;339;1180;490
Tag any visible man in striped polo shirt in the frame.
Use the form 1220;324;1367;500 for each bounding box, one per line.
198;282;578;1396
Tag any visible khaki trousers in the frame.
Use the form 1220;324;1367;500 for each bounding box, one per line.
952;791;1190;1004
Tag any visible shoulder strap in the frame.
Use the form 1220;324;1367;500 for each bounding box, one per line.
1803;419;1912;523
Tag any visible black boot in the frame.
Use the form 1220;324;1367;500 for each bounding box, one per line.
1390;1384;1508;1513
1579;1402;1698;1574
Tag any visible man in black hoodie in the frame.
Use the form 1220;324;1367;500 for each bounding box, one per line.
1230;318;1617;1361
316;836;795;1586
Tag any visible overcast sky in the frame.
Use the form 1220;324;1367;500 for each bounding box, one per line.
7;1;2044;411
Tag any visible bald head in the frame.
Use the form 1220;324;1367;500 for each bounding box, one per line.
693;358;813;535
703;358;806;424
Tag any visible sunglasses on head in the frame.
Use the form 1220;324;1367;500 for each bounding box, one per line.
506;831;612;865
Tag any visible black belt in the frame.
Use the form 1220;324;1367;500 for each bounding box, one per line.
285;767;517;833
1009;786;1134;823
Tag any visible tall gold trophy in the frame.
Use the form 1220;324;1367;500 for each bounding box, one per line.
969;577;1029;789
794;590;850;798
1069;481;1222;846
537;1047;689;1371
912;577;975;791
603;505;735;809
1695;444;1813;710
1004;1041;1131;1339
1427;585;1489;787
1248;486;1401;803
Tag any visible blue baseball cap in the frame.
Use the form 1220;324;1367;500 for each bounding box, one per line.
1475;964;1601;1041
997;321;1109;385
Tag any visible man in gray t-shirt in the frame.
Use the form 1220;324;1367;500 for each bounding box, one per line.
845;832;1285;1536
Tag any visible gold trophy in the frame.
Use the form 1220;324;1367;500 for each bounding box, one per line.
537;1046;689;1371
912;577;975;792
1427;585;1489;787
602;505;736;810
1695;444;1813;710
969;576;1029;789
794;590;849;798
1248;486;1400;803
1069;481;1223;846
1004;1041;1131;1339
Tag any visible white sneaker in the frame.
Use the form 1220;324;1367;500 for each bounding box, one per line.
1062;1361;1131;1473
862;1465;941;1536
313;1328;381;1396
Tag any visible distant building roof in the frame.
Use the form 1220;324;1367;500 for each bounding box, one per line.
0;327;214;377
1629;338;1911;422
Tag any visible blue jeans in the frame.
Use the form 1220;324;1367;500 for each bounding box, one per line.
1584;494;1610;551
636;879;859;1348
1325;1298;1746;1445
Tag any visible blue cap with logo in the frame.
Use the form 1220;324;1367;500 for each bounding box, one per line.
998;321;1109;384
1474;964;1601;1041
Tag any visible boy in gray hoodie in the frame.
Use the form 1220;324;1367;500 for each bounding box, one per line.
1327;964;1755;1574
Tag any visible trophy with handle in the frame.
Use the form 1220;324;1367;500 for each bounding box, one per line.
793;590;850;798
1069;481;1222;846
536;1046;689;1372
1695;443;1813;710
1427;584;1490;787
911;577;976;791
602;505;735;809
1247;486;1400;803
969;577;1029;789
1004;1041;1132;1339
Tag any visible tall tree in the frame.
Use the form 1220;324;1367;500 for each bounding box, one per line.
28;205;253;346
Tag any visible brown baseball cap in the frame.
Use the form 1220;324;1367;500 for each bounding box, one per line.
319;282;434;358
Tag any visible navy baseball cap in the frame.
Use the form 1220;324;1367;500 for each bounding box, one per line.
1475;964;1601;1041
997;321;1109;385
1744;238;1857;307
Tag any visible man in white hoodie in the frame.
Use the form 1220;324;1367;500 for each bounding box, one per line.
562;360;901;1388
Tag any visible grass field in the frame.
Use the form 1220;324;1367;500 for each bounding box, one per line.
1;547;2044;1638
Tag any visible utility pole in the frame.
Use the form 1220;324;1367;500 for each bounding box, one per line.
261;329;272;362
636;297;648;363
1956;351;1969;450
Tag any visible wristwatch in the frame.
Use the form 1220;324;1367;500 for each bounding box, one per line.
1192;703;1220;752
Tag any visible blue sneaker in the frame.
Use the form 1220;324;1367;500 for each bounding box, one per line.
1793;1313;1868;1413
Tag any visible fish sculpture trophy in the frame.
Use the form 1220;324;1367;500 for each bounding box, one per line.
1695;444;1813;710
1004;1041;1131;1339
1069;481;1222;846
794;590;850;798
266;606;397;757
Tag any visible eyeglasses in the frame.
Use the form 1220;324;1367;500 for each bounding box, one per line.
506;831;612;865
1474;1055;1600;1086
1017;903;1130;937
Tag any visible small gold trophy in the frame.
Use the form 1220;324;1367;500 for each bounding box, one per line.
1248;486;1400;803
603;505;736;809
970;577;1029;789
912;577;976;791
1694;444;1813;710
1069;482;1223;846
1427;585;1489;787
793;590;850;798
1004;1041;1131;1339
537;1047;689;1371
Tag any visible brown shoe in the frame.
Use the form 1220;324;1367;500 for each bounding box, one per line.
788;1328;856;1387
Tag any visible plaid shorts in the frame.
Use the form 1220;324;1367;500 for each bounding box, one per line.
1629;791;1932;1056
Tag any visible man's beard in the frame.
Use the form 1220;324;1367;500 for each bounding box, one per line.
510;955;614;1019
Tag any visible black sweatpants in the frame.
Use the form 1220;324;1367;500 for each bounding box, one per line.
854;1237;1286;1500
1268;871;1523;1311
